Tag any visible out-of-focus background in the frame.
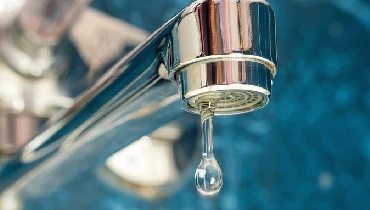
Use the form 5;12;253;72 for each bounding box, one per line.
1;0;370;209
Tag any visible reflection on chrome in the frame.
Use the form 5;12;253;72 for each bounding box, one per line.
0;0;277;206
100;120;198;199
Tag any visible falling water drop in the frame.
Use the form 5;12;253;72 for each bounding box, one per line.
195;101;223;196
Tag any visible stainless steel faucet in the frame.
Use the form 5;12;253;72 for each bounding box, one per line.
0;0;277;206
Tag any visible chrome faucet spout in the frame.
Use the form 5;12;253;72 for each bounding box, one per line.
0;11;184;194
0;0;278;202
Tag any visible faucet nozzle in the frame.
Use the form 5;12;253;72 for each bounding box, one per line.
169;0;278;115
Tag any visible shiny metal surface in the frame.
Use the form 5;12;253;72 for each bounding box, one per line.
178;61;272;115
172;0;277;71
100;119;199;199
0;0;278;205
168;0;277;115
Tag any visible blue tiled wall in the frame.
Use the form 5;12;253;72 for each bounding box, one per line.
29;0;370;209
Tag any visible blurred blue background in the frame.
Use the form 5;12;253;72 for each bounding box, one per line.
26;0;370;209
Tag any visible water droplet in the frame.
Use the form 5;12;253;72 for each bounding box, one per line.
195;157;223;196
195;101;223;196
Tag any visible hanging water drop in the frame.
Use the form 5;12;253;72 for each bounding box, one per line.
195;101;223;196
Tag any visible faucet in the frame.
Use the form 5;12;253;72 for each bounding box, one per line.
0;0;277;205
